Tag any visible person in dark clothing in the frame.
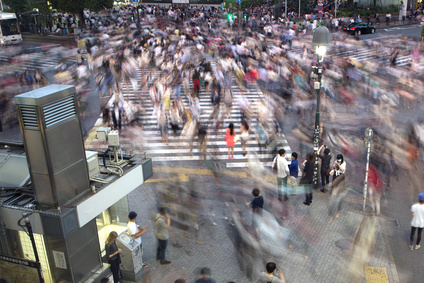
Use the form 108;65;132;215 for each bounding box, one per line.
251;188;264;213
318;145;332;193
301;153;315;205
195;267;216;283
105;231;122;283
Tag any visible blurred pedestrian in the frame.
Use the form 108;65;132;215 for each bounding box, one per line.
240;120;250;157
258;261;286;283
367;164;383;216
409;193;424;250
156;207;171;264
24;70;34;90
34;69;48;88
225;123;236;159
272;149;290;201
195;267;216;283
105;231;122;283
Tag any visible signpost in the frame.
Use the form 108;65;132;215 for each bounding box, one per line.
363;128;373;212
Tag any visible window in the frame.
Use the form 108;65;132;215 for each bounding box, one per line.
1;19;20;36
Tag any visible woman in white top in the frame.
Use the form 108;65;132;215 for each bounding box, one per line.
333;153;346;181
410;193;424;250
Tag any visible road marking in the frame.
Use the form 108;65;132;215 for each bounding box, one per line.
226;162;273;168
364;266;389;283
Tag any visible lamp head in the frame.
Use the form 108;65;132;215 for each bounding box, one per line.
312;26;332;47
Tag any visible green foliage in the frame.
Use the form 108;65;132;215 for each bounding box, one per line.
3;0;30;14
51;0;113;14
337;5;399;18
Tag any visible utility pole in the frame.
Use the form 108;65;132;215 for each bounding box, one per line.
363;128;373;211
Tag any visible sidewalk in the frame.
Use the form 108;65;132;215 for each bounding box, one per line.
123;168;399;283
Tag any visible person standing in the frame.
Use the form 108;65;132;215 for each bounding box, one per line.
155;207;171;264
409;193;424;250
127;211;148;267
318;145;332;193
289;152;299;195
301;153;315;206
272;149;290;201
105;231;122;283
225;123;236;159
257;262;286;283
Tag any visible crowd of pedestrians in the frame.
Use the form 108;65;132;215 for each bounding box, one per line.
1;2;424;282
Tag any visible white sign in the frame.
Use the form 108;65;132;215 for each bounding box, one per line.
421;15;424;22
53;251;67;269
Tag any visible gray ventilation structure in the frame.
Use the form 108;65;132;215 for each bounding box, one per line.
14;85;90;208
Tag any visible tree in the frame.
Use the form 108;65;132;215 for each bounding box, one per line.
51;0;113;28
3;0;30;14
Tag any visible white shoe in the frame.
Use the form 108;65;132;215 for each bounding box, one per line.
415;245;421;250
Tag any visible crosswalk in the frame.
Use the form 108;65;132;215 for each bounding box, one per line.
289;44;412;67
0;45;76;75
117;59;292;168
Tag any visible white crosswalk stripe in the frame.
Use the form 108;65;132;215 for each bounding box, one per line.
289;43;412;67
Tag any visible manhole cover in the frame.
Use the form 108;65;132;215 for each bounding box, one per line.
335;239;352;250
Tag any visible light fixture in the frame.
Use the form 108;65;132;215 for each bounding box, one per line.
312;26;331;60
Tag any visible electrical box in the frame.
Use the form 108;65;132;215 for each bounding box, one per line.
108;130;120;146
85;151;100;178
116;230;144;276
97;128;111;142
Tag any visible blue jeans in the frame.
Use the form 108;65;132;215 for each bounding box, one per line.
173;84;181;100
277;177;288;200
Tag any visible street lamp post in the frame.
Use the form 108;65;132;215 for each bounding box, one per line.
311;26;331;189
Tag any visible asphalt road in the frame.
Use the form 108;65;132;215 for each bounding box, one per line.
360;24;423;40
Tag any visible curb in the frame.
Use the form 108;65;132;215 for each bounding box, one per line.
378;218;401;283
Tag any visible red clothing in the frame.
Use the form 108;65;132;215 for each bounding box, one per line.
367;164;383;194
225;128;235;147
193;78;200;93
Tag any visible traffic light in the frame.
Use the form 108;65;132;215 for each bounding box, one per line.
244;13;247;19
130;14;134;21
228;13;233;21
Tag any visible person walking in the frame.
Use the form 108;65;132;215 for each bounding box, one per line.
409;193;424;250
225;123;236;159
272;149;290;201
105;231;122;283
155;207;171;264
240;120;250;157
318;145;332;193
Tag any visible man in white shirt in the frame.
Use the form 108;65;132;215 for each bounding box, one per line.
272;149;290;201
410;193;424;250
127;211;148;267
